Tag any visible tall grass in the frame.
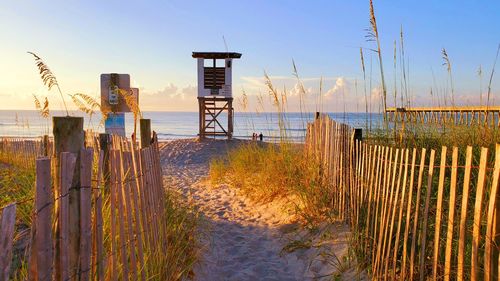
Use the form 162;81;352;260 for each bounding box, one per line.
143;191;200;280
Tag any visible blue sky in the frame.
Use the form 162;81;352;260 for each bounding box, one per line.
1;1;499;111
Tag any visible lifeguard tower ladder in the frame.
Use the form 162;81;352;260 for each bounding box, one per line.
193;52;242;140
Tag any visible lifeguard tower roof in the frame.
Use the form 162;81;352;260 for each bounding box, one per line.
192;52;242;59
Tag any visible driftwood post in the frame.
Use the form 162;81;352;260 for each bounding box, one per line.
53;116;84;279
140;119;151;148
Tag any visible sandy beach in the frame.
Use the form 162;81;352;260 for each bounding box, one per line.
160;139;364;281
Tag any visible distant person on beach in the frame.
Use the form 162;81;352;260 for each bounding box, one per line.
259;132;263;141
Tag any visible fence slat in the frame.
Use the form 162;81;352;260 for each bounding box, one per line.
93;151;105;281
472;147;489;281
80;148;93;281
433;146;448;280
391;148;410;279
457;146;473;281
58;152;77;281
444;147;458;281
116;151;130;280
409;148;427;281
485;144;500;281
0;203;16;281
401;148;417;279
419;149;436;281
36;157;53;281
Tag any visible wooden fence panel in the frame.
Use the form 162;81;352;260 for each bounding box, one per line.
304;115;500;280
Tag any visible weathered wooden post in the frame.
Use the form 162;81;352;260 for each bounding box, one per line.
42;135;49;157
52;116;84;280
99;133;112;192
140;119;151;148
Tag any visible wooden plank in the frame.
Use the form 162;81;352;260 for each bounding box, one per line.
384;148;405;277
402;148;418;279
80;148;93;281
409;148;427;281
129;144;146;281
371;146;386;270
115;151;130;280
0;203;16;281
444;147;458;281
109;150;118;281
391;148;410;279
419;149;436;281
471;147;488;281
93;151;105;281
58;152;77;281
433;146;448;280
364;145;377;254
36;157;53;281
121;152;138;281
373;145;390;275
372;145;385;265
457;146;473;281
485;144;500;281
379;148;400;277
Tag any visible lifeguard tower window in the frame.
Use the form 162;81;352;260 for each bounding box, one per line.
204;67;225;90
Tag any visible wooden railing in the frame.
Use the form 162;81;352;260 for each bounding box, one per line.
306;114;500;280
386;106;500;127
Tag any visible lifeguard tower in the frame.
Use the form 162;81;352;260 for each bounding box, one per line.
192;52;242;139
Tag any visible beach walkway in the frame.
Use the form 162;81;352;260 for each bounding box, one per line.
160;139;358;281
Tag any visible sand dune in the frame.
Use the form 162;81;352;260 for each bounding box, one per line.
160;139;365;281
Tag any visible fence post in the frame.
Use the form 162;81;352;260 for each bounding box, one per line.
140;119;151;148
53;116;84;279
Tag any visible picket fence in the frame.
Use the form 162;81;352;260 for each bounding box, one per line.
0;132;165;280
306;114;500;280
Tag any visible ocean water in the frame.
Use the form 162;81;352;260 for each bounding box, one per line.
0;110;382;142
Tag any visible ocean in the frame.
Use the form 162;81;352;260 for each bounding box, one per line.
0;110;382;142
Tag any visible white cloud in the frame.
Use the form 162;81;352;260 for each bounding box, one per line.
324;77;348;99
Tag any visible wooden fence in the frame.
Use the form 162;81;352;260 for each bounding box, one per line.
0;137;51;170
306;114;500;280
0;132;165;280
305;115;354;221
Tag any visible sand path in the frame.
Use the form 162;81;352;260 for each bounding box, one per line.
160;139;360;281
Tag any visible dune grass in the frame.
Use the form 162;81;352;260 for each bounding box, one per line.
209;141;334;228
0;165;35;226
143;190;200;280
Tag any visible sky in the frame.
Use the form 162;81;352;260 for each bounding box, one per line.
0;0;499;112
